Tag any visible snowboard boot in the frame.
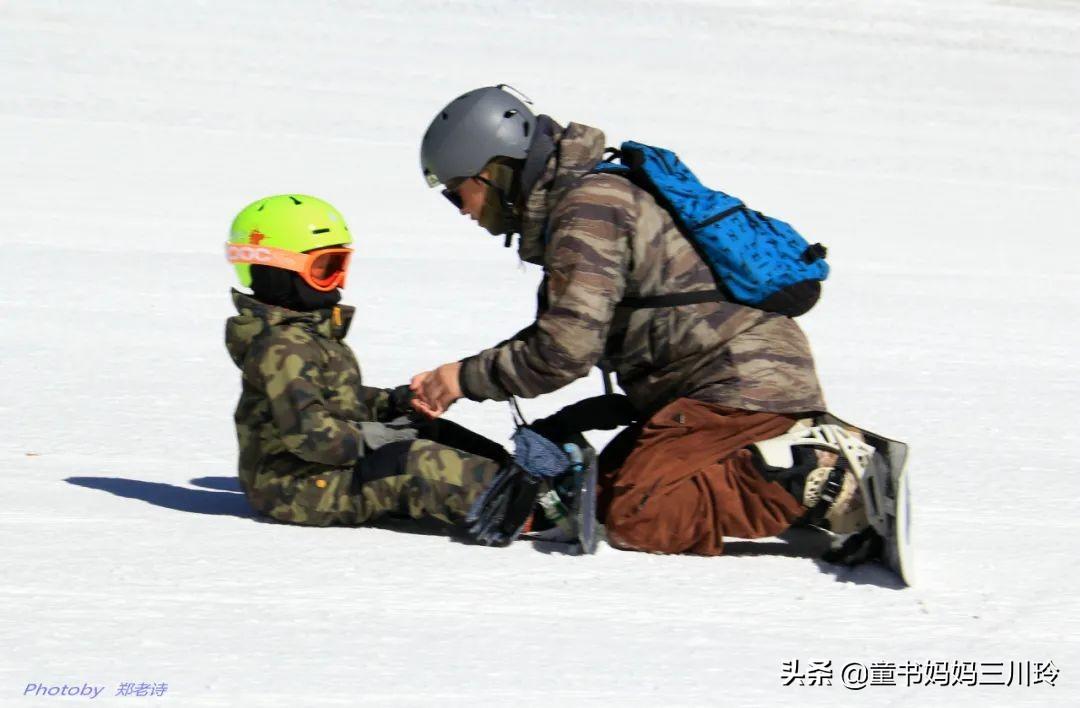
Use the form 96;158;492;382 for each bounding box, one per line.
749;415;913;582
749;418;875;534
527;480;578;542
528;440;593;542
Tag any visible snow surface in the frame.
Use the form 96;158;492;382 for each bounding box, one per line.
2;0;1078;705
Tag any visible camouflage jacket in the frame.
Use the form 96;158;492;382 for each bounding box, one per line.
225;290;397;498
459;122;826;416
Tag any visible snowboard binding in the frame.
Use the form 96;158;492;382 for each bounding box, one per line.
752;414;914;585
523;439;600;555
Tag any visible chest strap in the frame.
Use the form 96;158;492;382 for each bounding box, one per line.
617;290;725;309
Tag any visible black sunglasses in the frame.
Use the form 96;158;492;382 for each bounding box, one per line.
441;175;497;210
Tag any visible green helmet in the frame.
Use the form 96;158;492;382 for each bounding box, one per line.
227;194;352;287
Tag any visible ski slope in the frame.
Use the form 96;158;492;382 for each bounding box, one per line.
2;1;1078;705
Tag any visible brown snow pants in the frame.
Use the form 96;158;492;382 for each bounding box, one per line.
598;398;807;556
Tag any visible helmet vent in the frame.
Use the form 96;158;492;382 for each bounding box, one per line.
311;228;330;234
288;196;302;205
523;121;530;137
504;110;518;118
441;112;449;120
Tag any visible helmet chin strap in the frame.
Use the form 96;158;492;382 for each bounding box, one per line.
493;187;519;248
499;114;558;249
477;170;522;246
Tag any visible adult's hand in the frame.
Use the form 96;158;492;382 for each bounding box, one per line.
409;361;463;419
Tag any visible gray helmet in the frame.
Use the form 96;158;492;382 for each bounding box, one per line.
420;85;536;188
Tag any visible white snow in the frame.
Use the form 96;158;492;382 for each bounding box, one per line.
2;0;1078;705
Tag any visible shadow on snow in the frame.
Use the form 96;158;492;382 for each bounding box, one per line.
66;475;253;518
726;527;906;590
64;477;906;584
63;475;586;555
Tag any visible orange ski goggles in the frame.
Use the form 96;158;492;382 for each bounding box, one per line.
226;244;352;292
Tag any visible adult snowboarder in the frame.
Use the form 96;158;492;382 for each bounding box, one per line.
410;86;911;581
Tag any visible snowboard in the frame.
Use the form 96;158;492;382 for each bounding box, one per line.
573;444;600;555
520;443;600;555
822;413;914;586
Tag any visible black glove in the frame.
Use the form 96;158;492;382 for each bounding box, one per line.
387;384;423;422
464;463;540;546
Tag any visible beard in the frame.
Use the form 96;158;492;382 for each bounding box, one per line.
478;195;519;236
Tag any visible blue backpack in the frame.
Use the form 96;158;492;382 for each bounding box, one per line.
593;141;828;317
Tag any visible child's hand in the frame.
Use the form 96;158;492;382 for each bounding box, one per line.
385;384;423;422
409;371;435;416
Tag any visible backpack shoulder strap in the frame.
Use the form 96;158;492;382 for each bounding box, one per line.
591;145;727;310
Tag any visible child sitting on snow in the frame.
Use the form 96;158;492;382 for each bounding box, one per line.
224;194;509;527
